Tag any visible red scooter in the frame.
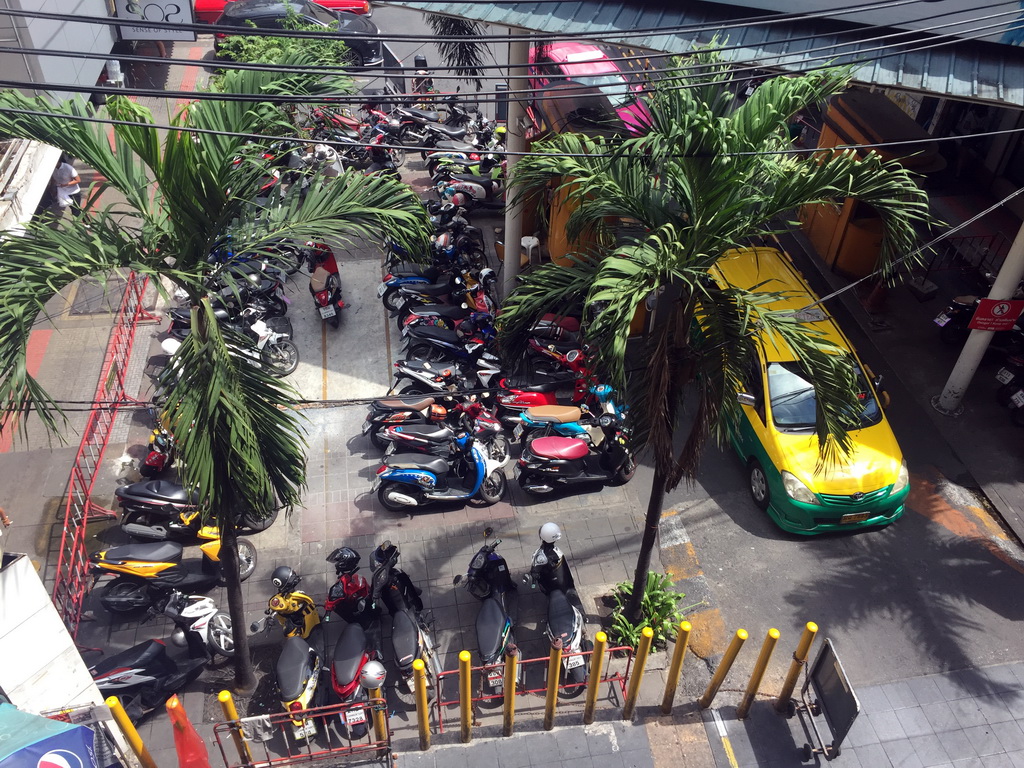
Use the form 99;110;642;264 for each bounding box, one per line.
307;241;346;329
496;349;596;425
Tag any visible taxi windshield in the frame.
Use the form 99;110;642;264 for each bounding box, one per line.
767;361;881;431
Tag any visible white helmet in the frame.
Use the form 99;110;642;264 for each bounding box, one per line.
539;522;562;544
360;660;387;689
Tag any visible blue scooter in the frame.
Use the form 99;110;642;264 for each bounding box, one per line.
372;431;506;511
513;385;625;448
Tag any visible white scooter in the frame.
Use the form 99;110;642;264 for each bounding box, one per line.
161;589;235;658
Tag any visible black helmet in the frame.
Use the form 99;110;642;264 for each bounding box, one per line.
372;541;398;568
327;546;361;575
271;565;300;594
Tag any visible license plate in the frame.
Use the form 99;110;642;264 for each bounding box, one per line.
319;304;337;319
377;283;387;297
997;367;1015;384
512;423;524;440
934;313;950;327
362;421;372;435
345;708;366;725
487;670;504;686
565;654;584;670
513;464;521;479
839;512;871;524
371;476;381;491
1012;390;1024;409
401;325;410;337
295;719;316;739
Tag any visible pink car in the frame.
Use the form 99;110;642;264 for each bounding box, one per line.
529;41;652;135
194;0;370;24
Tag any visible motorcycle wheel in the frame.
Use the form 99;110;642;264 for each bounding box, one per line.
369;426;388;451
389;141;407;168
330;313;341;329
378;481;419;511
407;343;448;363
382;287;404;313
236;538;258;582
612;456;637;485
478;470;507;505
241;506;279;532
939;322;969;347
101;578;150;614
518;428;542;451
207;612;236;657
488;434;511;465
262;340;299;377
275;245;303;276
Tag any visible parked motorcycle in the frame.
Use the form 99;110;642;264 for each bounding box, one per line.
325;546;374;626
381;399;512;467
995;354;1024;426
514;384;624;448
403;313;499;366
523;522;589;696
435;174;505;212
934;294;1024;354
250;565;322;640
515;410;635;495
307;240;346;329
162;312;298;378
274;635;323;741
115;478;279;540
138;416;175;479
158;589;235;658
363;395;450;450
91;538;256;614
372;430;507;511
453;527;519;696
89;640;206;724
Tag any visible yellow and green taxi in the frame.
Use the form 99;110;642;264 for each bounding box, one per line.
708;247;909;534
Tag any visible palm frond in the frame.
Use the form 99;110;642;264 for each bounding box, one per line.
426;15;490;89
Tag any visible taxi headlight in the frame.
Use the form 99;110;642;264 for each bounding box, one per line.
891;459;909;494
781;471;820;505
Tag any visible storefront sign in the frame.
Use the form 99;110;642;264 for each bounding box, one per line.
114;0;196;42
968;298;1024;331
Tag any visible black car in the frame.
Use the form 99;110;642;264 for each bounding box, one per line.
214;0;383;68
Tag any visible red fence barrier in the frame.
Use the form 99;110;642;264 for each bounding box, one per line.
51;271;154;637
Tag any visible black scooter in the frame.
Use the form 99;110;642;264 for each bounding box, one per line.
934;294;1024;355
453;527;519;697
89;640;206;724
362;395;447;450
515;413;636;495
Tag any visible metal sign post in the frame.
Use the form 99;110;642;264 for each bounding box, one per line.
790;638;860;761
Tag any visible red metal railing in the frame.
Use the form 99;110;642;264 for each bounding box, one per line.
51;271;154;637
433;644;634;733
213;698;391;768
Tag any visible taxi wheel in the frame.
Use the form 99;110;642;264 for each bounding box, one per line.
748;460;770;510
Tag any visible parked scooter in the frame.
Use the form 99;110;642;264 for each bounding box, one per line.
523;523;590;696
91;538;257;614
935;294;1024;354
380;398;512;466
139;415;175;478
89;640;206;724
162;313;298;378
515;410;635;495
363;395;451;450
372;429;507;511
158;589;235;658
250;565;322;640
307;241;346;329
325;546;374;626
403;313;499;366
434;175;505;212
995;354;1024;426
453;527;519;696
514;384;624;447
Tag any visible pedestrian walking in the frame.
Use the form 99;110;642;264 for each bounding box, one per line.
52;154;82;217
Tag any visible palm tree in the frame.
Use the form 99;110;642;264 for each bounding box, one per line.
498;53;933;623
0;53;430;688
426;14;491;91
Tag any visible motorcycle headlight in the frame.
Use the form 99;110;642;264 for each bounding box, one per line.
781;471;820;505
891;459;909;494
170;626;188;648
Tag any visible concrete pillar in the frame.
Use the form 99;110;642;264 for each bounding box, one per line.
502;29;530;300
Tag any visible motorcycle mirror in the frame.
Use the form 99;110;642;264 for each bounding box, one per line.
461;303;469;309
483;526;494;538
249;620;262;633
453;574;462;586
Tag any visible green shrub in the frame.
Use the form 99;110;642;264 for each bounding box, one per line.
609;572;693;649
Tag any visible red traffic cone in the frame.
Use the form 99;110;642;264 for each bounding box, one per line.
166;694;212;768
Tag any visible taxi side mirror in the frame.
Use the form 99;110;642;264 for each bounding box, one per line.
737;392;757;407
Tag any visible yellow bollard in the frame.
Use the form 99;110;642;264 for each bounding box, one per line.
105;696;157;768
583;631;608;725
737;628;781;719
660;621;693;714
502;644;518;737
775;622;818;713
459;650;473;744
218;689;252;764
543;638;563;731
622;627;654;721
369;686;388;745
412;659;430;751
698;629;748;709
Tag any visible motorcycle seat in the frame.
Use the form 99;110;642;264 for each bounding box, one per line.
450;174;498;193
476;596;508;662
116;480;198;506
277;636;315;701
99;541;184;563
389;424;454;441
434;139;477;153
384;454;450;475
332;622;367;687
391;266;441;281
408;304;471;320
501;377;572;393
310;265;333;292
951;295;980;308
374;396;434;412
529;437;589;461
401;281;451;297
390;609;418;666
525;405;582;424
91;639;174;678
535;338;580;353
399;107;440;123
407;325;460;344
430;124;468;140
547;589;576;640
